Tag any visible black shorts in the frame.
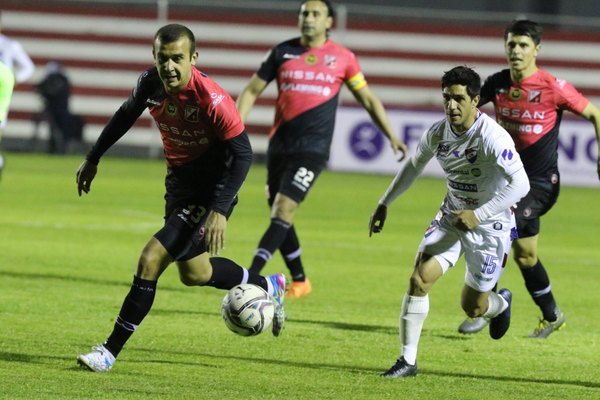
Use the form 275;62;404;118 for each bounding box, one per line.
266;152;328;204
154;165;237;261
514;171;560;238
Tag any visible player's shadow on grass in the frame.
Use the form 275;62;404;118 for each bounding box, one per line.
128;347;600;390
151;307;399;335
0;270;188;293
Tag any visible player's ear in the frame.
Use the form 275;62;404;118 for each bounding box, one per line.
326;16;333;29
191;50;199;64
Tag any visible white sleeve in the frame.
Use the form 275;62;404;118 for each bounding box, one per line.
379;158;421;206
11;41;35;83
473;164;530;221
379;129;433;206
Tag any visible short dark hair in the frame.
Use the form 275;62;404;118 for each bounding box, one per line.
441;66;481;99
299;0;336;20
154;24;196;56
504;19;543;45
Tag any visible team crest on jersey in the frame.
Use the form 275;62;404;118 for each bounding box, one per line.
465;147;478;163
528;90;542;103
471;168;481;177
184;106;200;122
305;54;318;65
167;103;177;116
324;55;337;68
509;88;521;100
437;143;450;157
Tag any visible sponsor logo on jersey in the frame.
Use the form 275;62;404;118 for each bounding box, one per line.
465;147;478;163
283;53;300;59
444;168;469;175
448;179;478;192
184;106;200;122
280;82;332;96
499;120;544;135
437;143;450;157
305;54;318;65
146;98;161;106
528;90;541;103
551;173;559;184
210;92;225;107
498;107;546;120
324;55;337;68
157;122;207;139
167;103;177;116
509;88;521;100
280;70;336;83
454;194;479;205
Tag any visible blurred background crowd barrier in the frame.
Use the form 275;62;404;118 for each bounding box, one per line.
2;0;600;184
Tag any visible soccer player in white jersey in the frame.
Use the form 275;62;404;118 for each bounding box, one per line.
0;11;35;179
369;66;530;378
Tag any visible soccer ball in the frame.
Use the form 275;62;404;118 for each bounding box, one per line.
221;284;274;336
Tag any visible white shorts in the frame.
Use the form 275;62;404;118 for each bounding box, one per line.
417;210;516;292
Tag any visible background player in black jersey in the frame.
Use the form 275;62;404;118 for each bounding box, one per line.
236;0;407;298
458;19;600;338
75;24;286;373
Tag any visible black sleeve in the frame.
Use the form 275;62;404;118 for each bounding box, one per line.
86;70;154;164
478;70;509;108
211;131;253;215
478;75;495;107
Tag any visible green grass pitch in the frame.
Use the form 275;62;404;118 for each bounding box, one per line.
0;152;599;399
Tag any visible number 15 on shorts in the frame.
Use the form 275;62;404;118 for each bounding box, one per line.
481;255;498;274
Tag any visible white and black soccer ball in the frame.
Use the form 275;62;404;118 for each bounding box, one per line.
221;284;275;336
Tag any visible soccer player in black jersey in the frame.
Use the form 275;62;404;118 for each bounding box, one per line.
458;20;600;338
75;24;286;372
236;0;407;298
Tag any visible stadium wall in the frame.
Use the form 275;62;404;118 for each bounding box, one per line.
1;4;599;186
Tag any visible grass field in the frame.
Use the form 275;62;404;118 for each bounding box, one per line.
0;152;599;399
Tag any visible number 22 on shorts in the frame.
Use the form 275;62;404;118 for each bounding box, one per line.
293;167;315;192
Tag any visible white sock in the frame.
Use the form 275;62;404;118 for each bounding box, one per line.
482;291;508;318
399;293;429;365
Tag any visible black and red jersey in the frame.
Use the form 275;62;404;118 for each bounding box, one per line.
479;68;589;178
87;67;251;215
257;38;365;156
88;67;245;168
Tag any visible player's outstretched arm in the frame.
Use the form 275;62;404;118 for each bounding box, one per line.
235;74;268;123
76;160;97;196
369;204;387;237
351;85;408;161
580;102;600;180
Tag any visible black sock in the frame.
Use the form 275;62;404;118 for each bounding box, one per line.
521;259;558;321
207;257;267;292
104;276;157;358
280;226;305;281
249;218;291;274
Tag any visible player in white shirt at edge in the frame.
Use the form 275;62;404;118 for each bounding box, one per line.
369;66;530;378
0;11;36;179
